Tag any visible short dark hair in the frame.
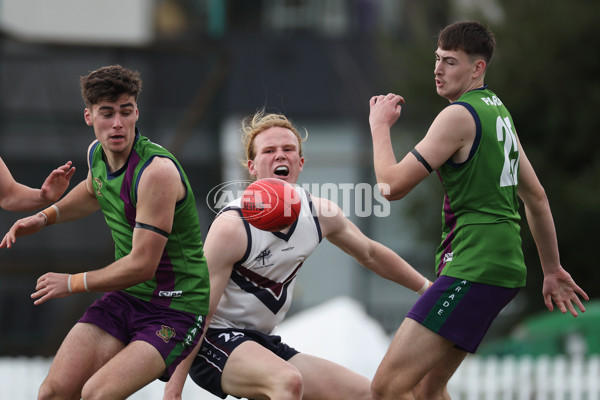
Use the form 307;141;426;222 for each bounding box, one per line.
437;21;496;65
80;65;143;107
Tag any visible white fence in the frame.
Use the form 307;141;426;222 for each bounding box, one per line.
448;355;600;400
2;355;600;399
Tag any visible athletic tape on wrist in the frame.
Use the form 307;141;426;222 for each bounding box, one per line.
40;204;60;226
70;273;89;293
416;279;432;295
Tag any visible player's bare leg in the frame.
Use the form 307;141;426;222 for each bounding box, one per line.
38;323;124;400
221;341;304;400
413;347;466;400
371;318;456;400
288;352;372;400
81;340;166;399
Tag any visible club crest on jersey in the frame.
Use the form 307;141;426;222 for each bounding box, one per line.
443;252;454;263
93;177;103;197
156;325;176;343
255;248;272;266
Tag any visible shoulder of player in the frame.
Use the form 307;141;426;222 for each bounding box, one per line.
86;139;99;162
87;139;100;153
437;102;474;125
207;210;247;244
309;195;346;236
426;104;476;144
140;157;180;182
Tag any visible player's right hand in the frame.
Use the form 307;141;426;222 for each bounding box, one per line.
369;93;405;131
0;212;47;249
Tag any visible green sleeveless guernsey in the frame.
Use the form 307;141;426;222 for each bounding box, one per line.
89;131;210;315
435;87;526;288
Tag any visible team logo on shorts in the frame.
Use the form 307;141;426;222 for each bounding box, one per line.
156;325;176;343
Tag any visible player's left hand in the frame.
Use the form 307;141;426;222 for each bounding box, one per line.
31;272;71;305
542;267;589;317
40;161;75;203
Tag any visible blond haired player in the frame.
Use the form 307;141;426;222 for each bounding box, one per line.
164;109;431;400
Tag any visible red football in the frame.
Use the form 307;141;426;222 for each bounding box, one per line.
241;178;301;231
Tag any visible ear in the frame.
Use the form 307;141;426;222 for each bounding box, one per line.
298;157;305;172
473;59;487;79
84;108;93;126
247;159;257;178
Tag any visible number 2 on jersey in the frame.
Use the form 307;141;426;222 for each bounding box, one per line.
496;116;519;187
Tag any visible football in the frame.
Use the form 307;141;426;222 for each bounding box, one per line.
241;178;301;231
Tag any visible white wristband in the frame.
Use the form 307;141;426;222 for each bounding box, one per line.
67;275;72;294
83;272;89;292
38;212;48;227
51;204;60;223
416;279;431;295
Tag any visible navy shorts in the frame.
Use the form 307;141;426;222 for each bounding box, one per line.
407;276;521;353
189;328;299;399
79;291;206;380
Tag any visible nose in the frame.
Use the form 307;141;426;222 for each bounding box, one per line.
434;60;442;76
112;113;123;129
275;149;286;160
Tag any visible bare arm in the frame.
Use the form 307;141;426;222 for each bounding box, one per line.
368;94;474;200
516;138;588;316
0;157;75;212
316;196;429;293
30;157;184;304
164;210;247;399
2;141;103;248
1;173;100;249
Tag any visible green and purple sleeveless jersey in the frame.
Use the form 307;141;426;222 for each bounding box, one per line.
435;87;526;288
89;130;210;315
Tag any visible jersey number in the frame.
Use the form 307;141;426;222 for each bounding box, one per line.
496;116;519;187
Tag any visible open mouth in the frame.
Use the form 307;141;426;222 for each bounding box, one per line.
274;166;289;177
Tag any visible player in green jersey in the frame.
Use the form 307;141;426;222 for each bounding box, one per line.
367;21;588;400
1;65;210;399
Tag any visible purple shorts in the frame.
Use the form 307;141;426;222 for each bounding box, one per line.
188;328;299;399
79;291;206;380
407;276;521;353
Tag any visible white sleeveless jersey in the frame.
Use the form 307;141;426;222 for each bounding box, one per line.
209;187;322;333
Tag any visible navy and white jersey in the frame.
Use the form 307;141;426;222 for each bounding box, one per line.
210;187;322;333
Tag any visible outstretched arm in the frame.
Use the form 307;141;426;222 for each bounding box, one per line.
1;173;99;249
0;158;75;212
317;196;430;294
517;138;588;316
29;157;181;305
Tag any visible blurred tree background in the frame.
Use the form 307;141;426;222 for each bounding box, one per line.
373;0;600;318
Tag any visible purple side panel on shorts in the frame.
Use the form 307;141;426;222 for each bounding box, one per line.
408;276;450;320
80;291;204;380
436;171;457;276
408;276;519;353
